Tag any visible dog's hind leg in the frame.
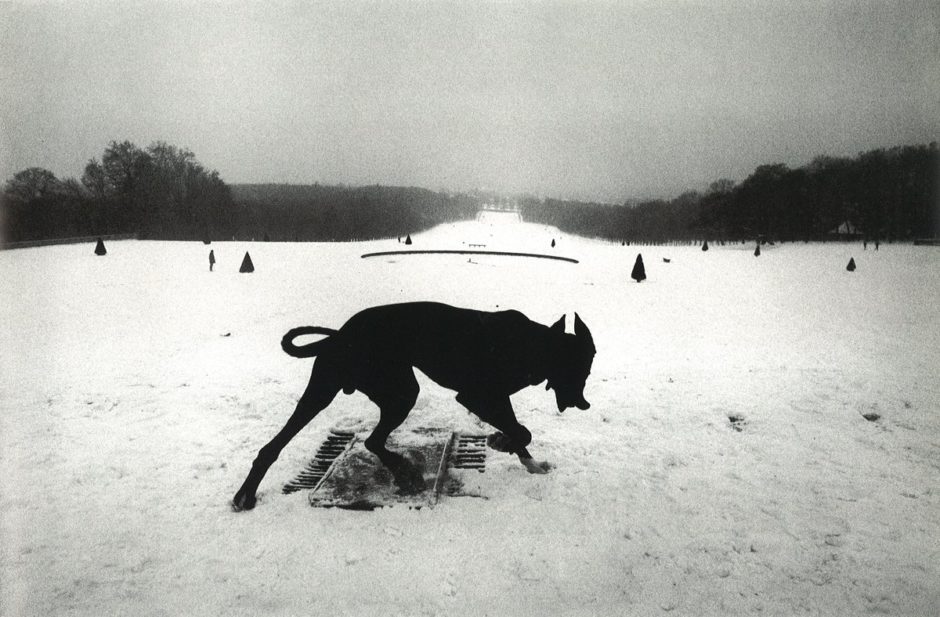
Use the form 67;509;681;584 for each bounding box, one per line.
360;368;425;493
456;393;552;474
232;364;341;511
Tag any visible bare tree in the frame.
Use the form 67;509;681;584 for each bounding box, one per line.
4;167;61;201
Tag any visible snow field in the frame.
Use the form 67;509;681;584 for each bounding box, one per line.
1;219;938;616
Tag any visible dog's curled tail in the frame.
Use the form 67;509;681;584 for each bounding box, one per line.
281;326;338;358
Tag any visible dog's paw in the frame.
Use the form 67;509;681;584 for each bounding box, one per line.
486;432;514;453
520;458;552;474
231;491;256;512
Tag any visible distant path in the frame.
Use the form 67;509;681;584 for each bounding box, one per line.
361;249;579;264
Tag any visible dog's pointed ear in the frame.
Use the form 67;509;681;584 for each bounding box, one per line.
574;313;595;352
550;315;565;334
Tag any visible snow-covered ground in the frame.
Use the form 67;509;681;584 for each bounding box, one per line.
2;215;939;616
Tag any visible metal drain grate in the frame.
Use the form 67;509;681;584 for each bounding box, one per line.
432;432;488;505
283;429;356;494
450;434;487;471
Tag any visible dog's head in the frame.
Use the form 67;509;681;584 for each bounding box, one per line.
546;313;596;412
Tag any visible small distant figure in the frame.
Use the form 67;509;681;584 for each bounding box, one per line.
405;234;412;245
551;239;556;248
701;240;709;252
846;257;856;272
863;239;868;250
631;254;646;282
209;249;216;272
397;236;401;243
875;240;880;251
94;237;107;256
754;244;761;257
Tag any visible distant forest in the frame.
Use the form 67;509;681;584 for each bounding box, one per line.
523;142;938;243
2;141;937;245
229;184;477;241
522;142;940;242
1;141;232;243
0;140;476;244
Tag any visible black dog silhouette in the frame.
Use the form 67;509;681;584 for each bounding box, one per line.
232;301;595;511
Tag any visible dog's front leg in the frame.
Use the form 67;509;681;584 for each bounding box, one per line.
458;393;553;474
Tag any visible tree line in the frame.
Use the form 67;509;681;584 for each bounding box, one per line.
228;184;478;241
0;140;478;244
3;140;936;245
2;141;233;243
523;143;938;243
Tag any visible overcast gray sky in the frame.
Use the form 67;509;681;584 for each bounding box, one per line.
1;1;937;201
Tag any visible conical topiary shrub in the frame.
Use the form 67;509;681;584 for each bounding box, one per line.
239;252;255;273
405;234;412;245
846;257;856;272
631;253;646;283
754;244;761;257
94;237;107;255
702;240;709;252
